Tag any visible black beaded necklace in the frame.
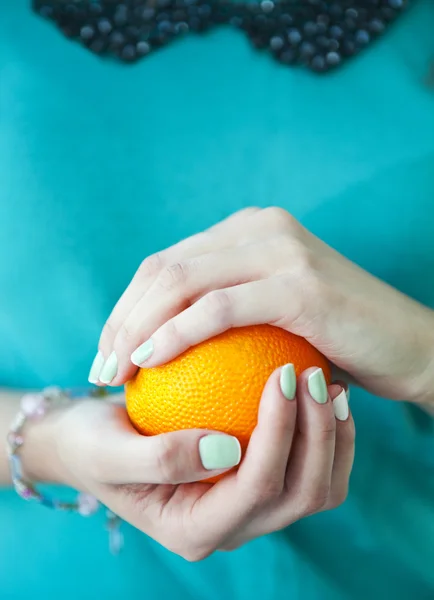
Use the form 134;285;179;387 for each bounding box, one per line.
33;0;413;73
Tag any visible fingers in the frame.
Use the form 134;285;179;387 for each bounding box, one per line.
178;365;299;550
92;208;263;380
130;276;303;370
104;245;279;385
222;371;353;547
86;406;241;485
282;367;336;514
326;384;355;509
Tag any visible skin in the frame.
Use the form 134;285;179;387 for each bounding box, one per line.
96;207;434;406
3;207;433;561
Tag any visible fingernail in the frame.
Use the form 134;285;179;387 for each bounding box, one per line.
88;350;104;384
280;364;296;400
333;389;349;421
131;339;154;366
308;368;328;404
199;435;241;471
346;386;350;403
99;351;118;384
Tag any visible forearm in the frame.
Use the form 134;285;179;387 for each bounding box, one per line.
0;389;56;486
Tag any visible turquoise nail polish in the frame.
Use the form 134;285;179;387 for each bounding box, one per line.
131;339;154;366
99;351;118;384
199;435;241;471
280;363;296;400
88;350;104;384
308;368;328;404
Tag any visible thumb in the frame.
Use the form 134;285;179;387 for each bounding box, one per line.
95;409;242;485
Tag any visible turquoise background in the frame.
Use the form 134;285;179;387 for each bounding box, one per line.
1;1;434;598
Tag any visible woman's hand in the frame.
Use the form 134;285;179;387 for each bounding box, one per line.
33;368;353;559
91;207;434;407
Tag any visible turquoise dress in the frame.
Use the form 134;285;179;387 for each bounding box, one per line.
1;2;434;598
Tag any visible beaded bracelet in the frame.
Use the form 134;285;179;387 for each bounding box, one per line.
6;386;123;554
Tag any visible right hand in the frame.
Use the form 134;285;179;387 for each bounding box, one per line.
29;367;354;560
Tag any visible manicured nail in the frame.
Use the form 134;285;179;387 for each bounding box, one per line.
131;339;154;366
280;363;296;400
88;350;104;384
199;435;241;471
308;368;328;404
99;351;118;384
346;386;351;403
333;389;349;421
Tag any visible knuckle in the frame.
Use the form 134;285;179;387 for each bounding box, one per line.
117;320;135;345
201;290;233;327
179;544;213;562
328;486;349;510
238;206;261;218
138;253;166;278
156;262;189;291
299;487;330;516
156;435;184;484
260;207;298;232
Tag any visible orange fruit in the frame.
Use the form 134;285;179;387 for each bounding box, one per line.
125;324;331;482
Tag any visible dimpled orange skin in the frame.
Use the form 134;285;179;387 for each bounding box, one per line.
125;324;331;483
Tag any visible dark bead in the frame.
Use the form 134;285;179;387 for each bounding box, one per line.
279;13;293;26
157;0;172;7
114;12;128;27
369;18;385;33
304;21;317;36
388;0;404;8
174;21;189;33
260;1;275;14
251;35;268;49
287;28;302;45
121;44;136;61
329;4;343;18
188;16;202;31
316;35;330;49
326;50;341;65
311;55;326;71
329;25;344;39
136;40;151;55
89;38;106;53
316;22;328;35
98;19;113;35
89;2;103;15
380;6;396;20
80;25;95;41
141;8;156;21
230;16;243;27
173;9;187;21
158;20;174;34
345;8;359;19
342;38;357;55
345;18;357;30
39;5;54;18
198;4;212;17
355;29;370;45
328;38;340;51
299;41;316;59
270;36;285;51
65;4;78;17
317;14;330;27
109;31;126;48
279;48;297;64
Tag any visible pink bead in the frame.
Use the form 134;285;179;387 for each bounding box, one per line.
7;432;23;448
77;493;99;516
21;394;48;419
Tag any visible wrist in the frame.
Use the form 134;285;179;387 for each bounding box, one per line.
20;407;65;484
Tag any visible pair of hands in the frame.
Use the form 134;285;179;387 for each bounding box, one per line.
42;207;434;560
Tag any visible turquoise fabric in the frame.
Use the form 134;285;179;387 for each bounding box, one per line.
1;2;434;599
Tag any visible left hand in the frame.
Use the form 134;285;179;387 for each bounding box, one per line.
91;207;434;406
